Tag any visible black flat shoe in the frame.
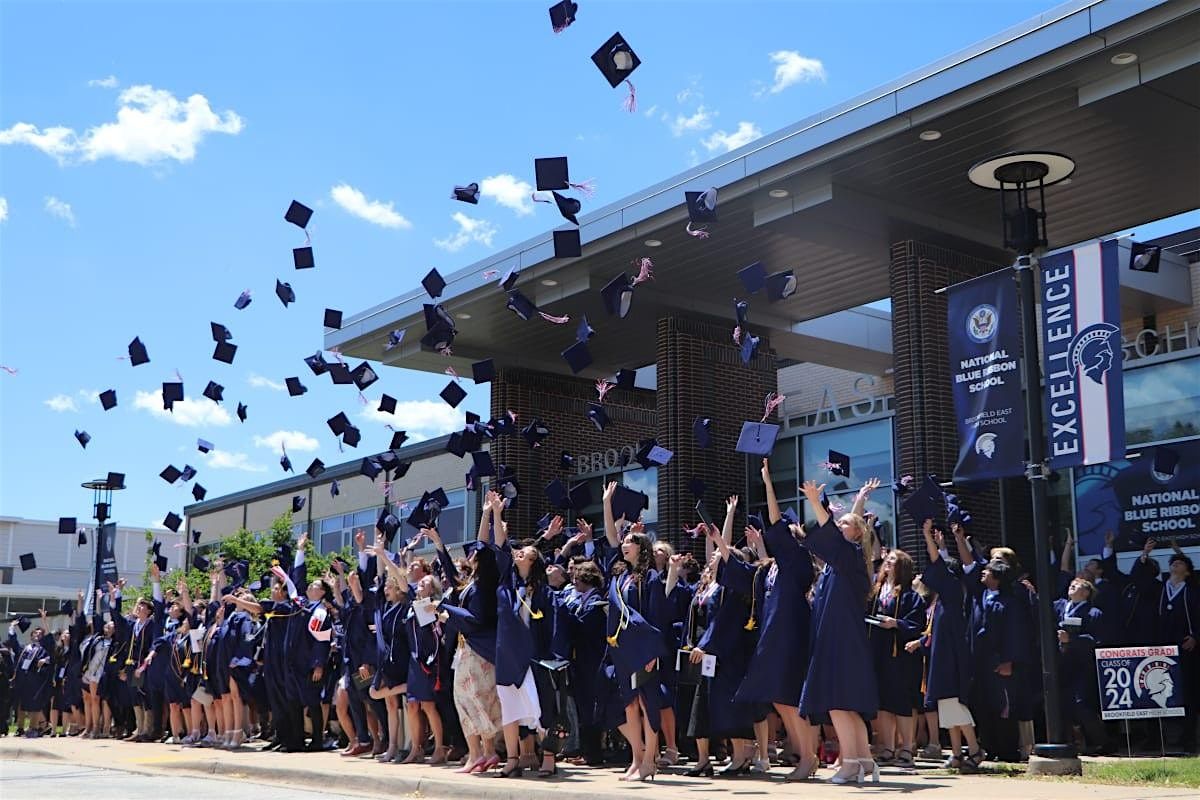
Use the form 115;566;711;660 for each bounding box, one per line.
495;759;523;778
686;762;714;777
719;761;751;777
537;765;558;778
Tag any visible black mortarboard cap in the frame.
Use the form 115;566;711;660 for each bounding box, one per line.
237;402;248;422
163;512;182;533
735;421;780;456
738;261;767;294
58;517;76;534
587;403;610;431
601;273;634;318
280;453;293;472
203;380;224;403
60;599;75;616
155;554;169;573
197;438;214;453
330;480;340;497
900;475;944;525
506;289;538;321
350;362;378;391
304;352;329;376
160;465;182;484
686;188;719;225
16;615;31;632
549;0;577;32
446;432;466;457
739;333;760;364
610;484;648;524
534;157;570;192
440;380;467;408
328;362;354;384
106;472;126;489
615;368;636;389
560;451;574;470
766;270;797;302
275;279;296;307
180;465;197;482
377;507;400;542
828;450;850;477
635;441;673;469
944;492;973;527
1130;242;1161;273
234;291;252;310
75;430;91;449
422;268;447;299
192;554;210;572
323;308;343;329
550;191;581;225
591;31;641;88
377;394;397;414
452;182;480;204
100;389;117;410
546;479;570;509
76;530;87;546
306;458;326;479
285;377;307;397
561;339;592;374
211;322;232;342
693;417;713;448
460;427;482;453
576;315;595;342
1153;446;1179;479
390;430;409;450
360;457;382;479
162;381;184;409
292;495;306;513
293;246;314;270
285;200;313;229
419;326;455;353
569;482;592;510
554;228;582;258
471;359;495;384
213;341;237;364
689;477;706;498
191;528;202;544
342;425;362;448
735;298;749;326
471;450;495;477
521;418;550;447
128;336;150;366
499;266;520;292
192;483;207;501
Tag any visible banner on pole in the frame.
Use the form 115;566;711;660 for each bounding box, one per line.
99;522;119;589
1095;645;1186;720
1039;239;1126;469
947;270;1026;481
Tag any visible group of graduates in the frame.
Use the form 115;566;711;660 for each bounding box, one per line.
3;461;1197;783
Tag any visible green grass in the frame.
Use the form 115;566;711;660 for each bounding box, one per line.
1081;758;1200;788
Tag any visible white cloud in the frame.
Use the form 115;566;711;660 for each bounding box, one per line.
670;105;715;137
359;399;461;440
247;373;286;392
329;183;412;229
764;51;826;95
133;389;233;427
44;394;78;412
44;196;76;226
253;430;319;452
642;104;659;119
702;122;763;154
0;84;243;166
204;450;267;473
0;197;7;222
434;212;498;253
480;174;534;216
88;75;119;89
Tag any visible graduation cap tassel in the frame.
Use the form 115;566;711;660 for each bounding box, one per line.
685;221;710;239
445;366;459;380
538;311;571;324
595;379;614;403
568;179;596;198
622;80;637;113
481;270;499;281
0;365;17;376
761;392;785;422
631;257;654;286
358;391;369;406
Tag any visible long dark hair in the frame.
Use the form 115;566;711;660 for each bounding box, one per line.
522;547;547;591
624;532;653;579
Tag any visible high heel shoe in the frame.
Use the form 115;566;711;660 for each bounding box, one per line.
469;754;500;774
494;758;523;778
639;764;658;782
857;759;879;785
657;747;680;767
536;763;558;778
719;760;751;777
784;758;819;782
685;762;714;777
829;759;859;785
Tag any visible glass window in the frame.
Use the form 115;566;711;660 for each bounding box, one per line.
1125;356;1200;445
319;516;342;534
7;597;46;614
319;531;344;554
799;418;896;546
353;510;375;526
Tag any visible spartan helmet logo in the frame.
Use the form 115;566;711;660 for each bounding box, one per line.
1135;656;1177;709
1068;323;1121;385
975;433;997;459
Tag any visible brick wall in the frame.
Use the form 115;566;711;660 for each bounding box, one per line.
656;316;778;556
889;240;1034;564
489;366;657;537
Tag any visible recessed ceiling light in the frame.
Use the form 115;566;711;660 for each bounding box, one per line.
768;188;789;198
540;279;558;287
1110;52;1137;65
456;313;471;320
644;239;662;247
919;129;942;141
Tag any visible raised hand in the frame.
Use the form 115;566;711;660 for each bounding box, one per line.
297;532;309;551
354;529;366;552
726;495;739;515
746;526;763;549
760;458;771;483
1143;537;1157;555
577;518;594;540
858;477;881;496
603;481;618;502
150;562;161;582
669;553;686;571
631;518;645;534
1104;531;1115;549
800;480;825;505
546;515;565;540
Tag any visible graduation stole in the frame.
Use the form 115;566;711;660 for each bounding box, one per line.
517;584;544;622
745;562;771;631
607;574;636;647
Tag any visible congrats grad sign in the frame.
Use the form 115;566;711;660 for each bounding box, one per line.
1095;645;1186;720
947;270;1025;481
1039;239;1125;468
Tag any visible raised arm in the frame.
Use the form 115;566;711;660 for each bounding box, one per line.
922;519;939;564
665;553;685;596
1060;531;1076;576
851;477;880;518
602;481;621;548
801;480;830;528
760;460;781;525
952;523;975;566
227;593;263;615
491;493;506;548
177;579;194;616
477;490;495;543
722;495;738;547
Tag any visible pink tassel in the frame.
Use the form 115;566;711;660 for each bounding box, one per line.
358;392;368;406
686;222;710;239
481;270;498;281
382;481;392;497
329;347;346;366
569;179;596;198
0;365;17;376
507;409;519;423
622;80;637;113
732;326;742;345
828;500;846;515
901;475;913;488
445;366;459;380
439;345;453;357
531;192;551;206
595;379;614;403
761;391;785;422
539;311;571;324
819;461;837;474
631;257;654;286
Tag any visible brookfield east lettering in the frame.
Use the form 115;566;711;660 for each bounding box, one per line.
1041;260;1080;459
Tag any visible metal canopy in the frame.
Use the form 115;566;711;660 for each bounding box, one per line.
328;0;1200;379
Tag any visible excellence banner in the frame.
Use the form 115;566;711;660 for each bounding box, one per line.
947;270;1026;481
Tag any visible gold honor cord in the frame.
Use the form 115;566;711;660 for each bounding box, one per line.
607;576;633;647
517;587;544;621
745;565;768;631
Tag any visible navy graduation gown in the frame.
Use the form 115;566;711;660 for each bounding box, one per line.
493;543;558;687
1053;598;1104;707
374;599;409;689
921;557;972;704
967;579;1030;719
567;587;608;727
799;518;878;719
693;564;760;737
868;588;926;715
605;573;665;730
10;632;52;710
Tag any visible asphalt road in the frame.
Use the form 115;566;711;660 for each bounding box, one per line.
0;759;387;800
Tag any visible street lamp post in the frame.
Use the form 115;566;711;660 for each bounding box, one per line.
82;475;125;614
967;152;1081;774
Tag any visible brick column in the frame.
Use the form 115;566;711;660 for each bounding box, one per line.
656;316;777;556
889;241;1033;564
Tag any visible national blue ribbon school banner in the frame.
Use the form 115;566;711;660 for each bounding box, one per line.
1095;645;1186;720
1040;239;1126;469
947;270;1026;481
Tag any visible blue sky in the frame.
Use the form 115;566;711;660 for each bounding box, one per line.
1;0;1073;531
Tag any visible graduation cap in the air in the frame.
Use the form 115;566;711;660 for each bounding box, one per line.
360;457;382;480
452;182;480;204
560;451;574;470
385;329;405;350
213;341;237;364
549;0;577;32
561;340;592;374
223;559;249;589
192;554;210;572
576;315;595;343
828;450;850;477
306;459;326;479
615;368;636;389
160;465;182;484
377;507;401;544
275;280;296;307
900;475;944;525
521;418;551;448
280;453;293;473
100;389;117;410
766;270;797;302
155;553;169;573
440;380;467;408
192;483;207;502
944;492;973;527
739;333;760;364
191;528;202;544
351;362;379;390
422;268;447;299
60;599;76;616
495;467;521;507
162;381;184;411
635;440;673;469
471;359;494;384
163;512;182;533
58;517;76;534
128;336;150;366
342;425;361;448
738;261;767;294
688;478;706;499
285;200;313;230
601;273;635;318
534;157;576;192
545;479;572;510
734;298;750;327
377;394;397;415
1152;446;1180;480
324;362;351;385
545;191;581;225
106;472;126;489
693;417;713;448
236;402;248;422
304;352;329;376
330;480;340;497
735;421;780;456
591;31;641;89
16;615;31;632
211;322;232;342
285;377;307;397
609;484;649;524
77;529;88;547
686;188;719;225
179;465;197;482
554;228;582;258
234;291;252;310
323;309;343;330
446;432;467;458
291;495;306;513
587;403;610;431
390;430;409;450
293;246;314;270
471;450;495;477
203;381;224;403
507;289;538;321
498;267;520;292
75;430;91;449
1130;242;1161;273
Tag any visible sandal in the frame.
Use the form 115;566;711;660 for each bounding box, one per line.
894;749;915;768
875;748;895;766
960;748;986;773
942;755;962;770
656;747;680;767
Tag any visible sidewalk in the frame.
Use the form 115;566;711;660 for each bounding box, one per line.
0;737;1192;800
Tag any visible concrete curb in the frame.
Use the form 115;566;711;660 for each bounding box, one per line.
0;745;64;763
